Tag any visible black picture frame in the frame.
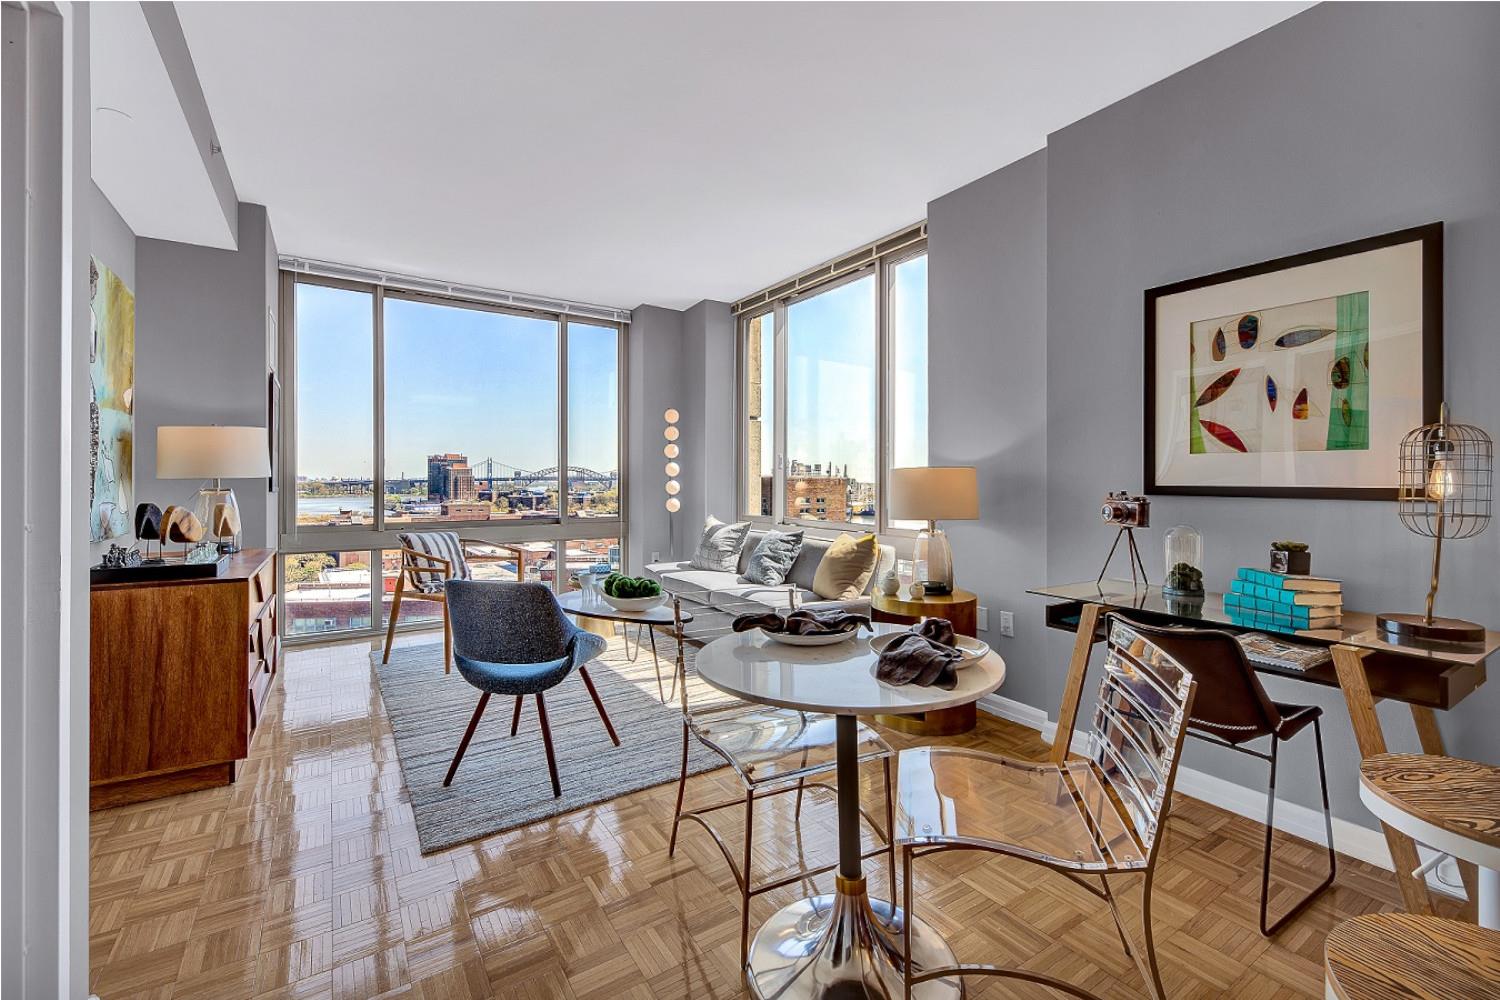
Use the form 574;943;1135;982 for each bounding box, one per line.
1143;222;1442;500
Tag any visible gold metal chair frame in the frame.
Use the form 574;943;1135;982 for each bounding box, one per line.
661;596;898;968
898;615;1198;1000
380;537;519;672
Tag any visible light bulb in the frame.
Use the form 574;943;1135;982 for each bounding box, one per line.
665;480;681;496
1426;457;1458;501
665;461;680;477
664;426;679;442
664;408;679;424
664;443;679;458
665;497;681;512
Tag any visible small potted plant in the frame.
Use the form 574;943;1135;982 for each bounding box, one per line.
1270;540;1311;575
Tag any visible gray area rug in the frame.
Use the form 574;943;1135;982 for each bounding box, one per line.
375;633;726;853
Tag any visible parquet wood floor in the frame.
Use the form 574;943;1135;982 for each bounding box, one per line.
89;632;1434;999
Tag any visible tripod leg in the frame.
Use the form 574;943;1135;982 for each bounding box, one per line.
1097;527;1126;585
1127;529;1149;587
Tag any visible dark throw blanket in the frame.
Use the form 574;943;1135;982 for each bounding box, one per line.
875;618;962;690
733;608;872;636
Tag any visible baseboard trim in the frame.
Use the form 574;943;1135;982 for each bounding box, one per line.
981;701;1465;898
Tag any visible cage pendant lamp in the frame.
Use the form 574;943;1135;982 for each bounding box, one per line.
1379;403;1492;643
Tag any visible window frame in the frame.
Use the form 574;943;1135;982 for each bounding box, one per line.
278;272;628;644
737;239;926;535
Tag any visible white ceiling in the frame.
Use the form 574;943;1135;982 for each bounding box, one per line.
91;2;235;248
177;2;1309;310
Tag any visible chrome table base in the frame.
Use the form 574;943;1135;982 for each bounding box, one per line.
745;876;962;999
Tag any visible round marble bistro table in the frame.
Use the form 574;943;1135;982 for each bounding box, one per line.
693;623;1007;999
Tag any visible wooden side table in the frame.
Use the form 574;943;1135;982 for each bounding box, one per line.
870;586;980;735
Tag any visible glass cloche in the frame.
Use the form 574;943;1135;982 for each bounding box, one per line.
1162;524;1204;596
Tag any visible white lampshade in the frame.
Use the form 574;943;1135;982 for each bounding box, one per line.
888;467;979;521
157;425;270;479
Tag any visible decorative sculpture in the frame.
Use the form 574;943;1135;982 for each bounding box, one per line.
162;505;205;557
98;543;142;569
134;502;163;561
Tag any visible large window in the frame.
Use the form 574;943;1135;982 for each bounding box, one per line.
281;273;625;639
738;237;926;532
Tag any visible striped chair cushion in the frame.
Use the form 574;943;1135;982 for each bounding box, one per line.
398;531;471;593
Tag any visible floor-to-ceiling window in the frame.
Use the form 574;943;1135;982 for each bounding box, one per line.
736;227;927;533
280;272;626;640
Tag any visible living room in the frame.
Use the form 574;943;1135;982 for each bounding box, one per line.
8;3;1500;998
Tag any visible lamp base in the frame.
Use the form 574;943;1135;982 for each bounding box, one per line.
190;485;243;554
1376;612;1485;644
913;526;954;596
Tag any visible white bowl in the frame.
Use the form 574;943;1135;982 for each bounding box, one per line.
762;628;860;647
869;630;990;668
601;592;665;612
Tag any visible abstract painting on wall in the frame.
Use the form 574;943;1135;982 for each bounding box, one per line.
1146;224;1440;499
90;256;135;540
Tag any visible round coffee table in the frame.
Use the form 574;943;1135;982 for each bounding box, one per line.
694;623;1006;999
1359;753;1500;928
556;591;693;703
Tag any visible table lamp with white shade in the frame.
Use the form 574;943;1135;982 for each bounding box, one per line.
157;425;270;553
888;466;979;595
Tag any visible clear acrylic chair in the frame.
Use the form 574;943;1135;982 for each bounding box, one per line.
894;613;1197;1000
663;591;897;969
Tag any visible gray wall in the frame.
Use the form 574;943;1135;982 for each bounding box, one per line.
626;304;686;569
928;150;1051;715
678;300;736;544
135;202;279;549
1042;1;1500;820
88;183;138;562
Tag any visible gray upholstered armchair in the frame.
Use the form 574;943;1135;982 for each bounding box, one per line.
442;580;618;797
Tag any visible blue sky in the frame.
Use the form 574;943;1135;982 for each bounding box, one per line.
296;284;618;480
784;256;927;484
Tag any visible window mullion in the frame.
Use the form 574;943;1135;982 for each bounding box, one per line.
773;300;788;525
373;285;386;533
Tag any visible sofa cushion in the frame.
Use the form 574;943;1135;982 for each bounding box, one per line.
709;582;818;615
743;529;804;586
649;565;739;604
690;516;752;573
811;533;881;601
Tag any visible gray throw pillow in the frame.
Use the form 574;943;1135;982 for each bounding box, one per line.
689;516;752;573
743;529;804;586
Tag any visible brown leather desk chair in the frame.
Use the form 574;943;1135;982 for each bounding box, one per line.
1121;616;1337;936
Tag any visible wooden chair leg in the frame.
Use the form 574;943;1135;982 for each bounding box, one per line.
442;601;452;675
510;695;524;737
382;576;405;663
536;691;562;797
577;666;621;746
443;692;491;787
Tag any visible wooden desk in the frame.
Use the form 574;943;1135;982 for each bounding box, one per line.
1032;579;1497;919
90;548;279;808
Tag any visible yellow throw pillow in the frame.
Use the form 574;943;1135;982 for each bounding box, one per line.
811;533;880;601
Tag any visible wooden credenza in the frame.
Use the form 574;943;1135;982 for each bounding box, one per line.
90;548;280;809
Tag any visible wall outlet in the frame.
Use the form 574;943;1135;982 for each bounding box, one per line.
977;607;989;631
651;551;661;563
998;611;1015;637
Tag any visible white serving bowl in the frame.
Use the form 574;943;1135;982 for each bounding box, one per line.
869;631;990;667
602;592;665;612
762;628;860;647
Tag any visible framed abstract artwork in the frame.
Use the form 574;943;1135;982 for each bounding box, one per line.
1145;223;1441;499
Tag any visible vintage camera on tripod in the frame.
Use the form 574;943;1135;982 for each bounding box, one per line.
1100;491;1151;528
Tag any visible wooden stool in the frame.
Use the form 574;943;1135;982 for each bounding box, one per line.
1360;754;1500;927
1325;913;1500;999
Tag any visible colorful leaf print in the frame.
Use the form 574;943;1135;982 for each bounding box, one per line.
1274;327;1334;349
1292;387;1310;420
1195;368;1241;407
1200;419;1248;453
1212;328;1226;362
1265;375;1277;411
1331;355;1351;389
1237;314;1259;350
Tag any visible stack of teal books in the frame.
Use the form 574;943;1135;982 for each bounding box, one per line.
1224;567;1343;635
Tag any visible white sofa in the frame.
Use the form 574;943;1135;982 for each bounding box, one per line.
645;529;895;641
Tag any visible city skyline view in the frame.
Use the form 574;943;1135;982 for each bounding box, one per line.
295;283;620;482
